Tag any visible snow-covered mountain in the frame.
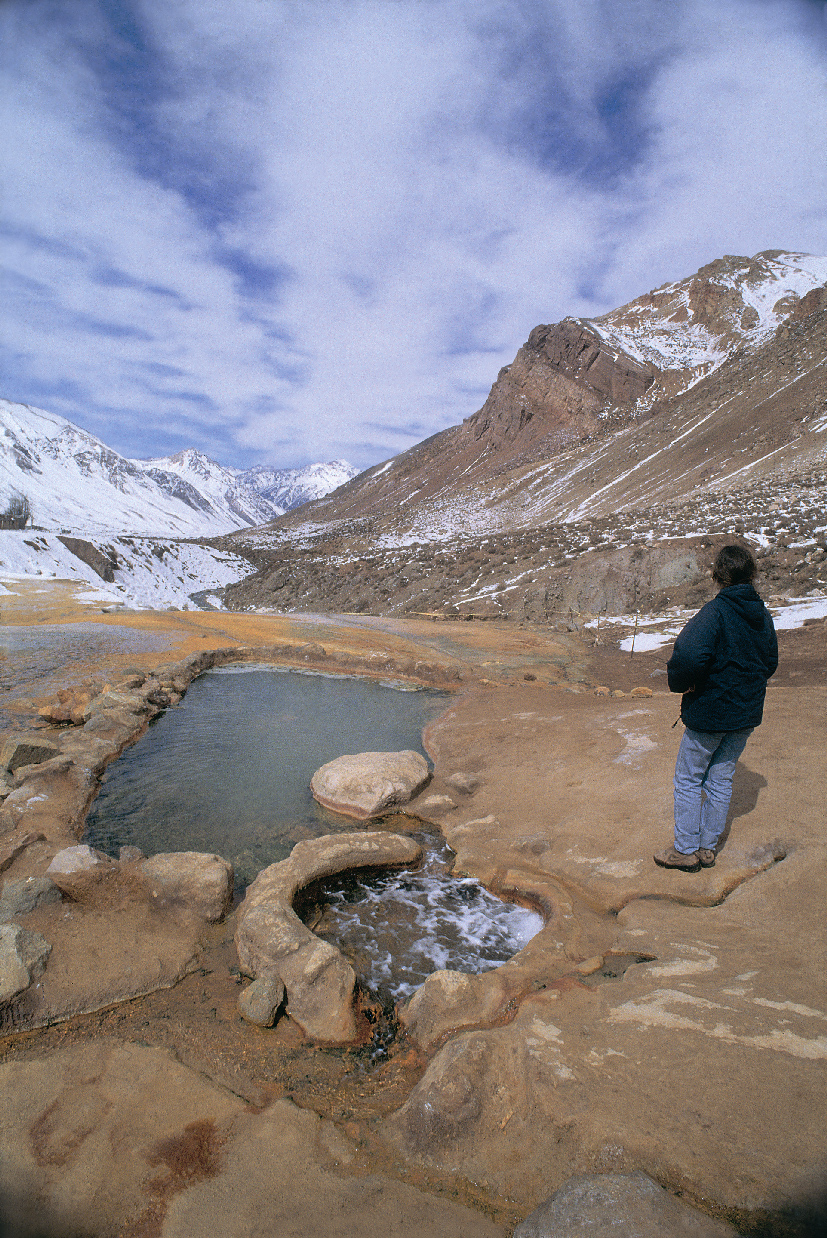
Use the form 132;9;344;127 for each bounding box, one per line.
237;460;359;511
0;400;355;536
587;249;827;400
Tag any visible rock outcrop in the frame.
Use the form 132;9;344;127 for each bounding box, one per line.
235;832;422;1043
140;852;234;922
0;923;51;1004
467;319;655;452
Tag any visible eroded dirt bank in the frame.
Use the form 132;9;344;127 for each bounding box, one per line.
0;584;824;1237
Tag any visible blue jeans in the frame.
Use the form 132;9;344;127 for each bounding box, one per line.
673;726;753;854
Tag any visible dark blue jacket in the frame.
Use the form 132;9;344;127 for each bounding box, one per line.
667;584;778;732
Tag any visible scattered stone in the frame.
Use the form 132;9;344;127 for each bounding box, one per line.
415;794;456;815
0;738;60;774
0;923;51;1004
310;751;430;819
8;752;75;789
47;844;111;877
81;706;145;744
574;956;604;976
141;852;234;922
238;974;286;1027
45;845;117;900
513;1172;739;1237
37;688;94;726
119;845;145;863
0;877;61;921
82;689;155;720
399;969;516;1052
445;771;480;795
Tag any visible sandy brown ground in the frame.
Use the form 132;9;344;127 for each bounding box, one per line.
0;581;824;1237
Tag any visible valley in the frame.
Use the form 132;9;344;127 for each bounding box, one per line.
0;249;826;1237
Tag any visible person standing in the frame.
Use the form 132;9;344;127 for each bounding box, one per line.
654;544;778;872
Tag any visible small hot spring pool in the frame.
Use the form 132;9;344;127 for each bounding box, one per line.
83;665;543;999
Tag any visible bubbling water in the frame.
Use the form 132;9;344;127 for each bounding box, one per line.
306;832;543;1003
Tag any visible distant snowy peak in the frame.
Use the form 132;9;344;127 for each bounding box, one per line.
584;250;827;392
0;399;354;536
145;448;280;527
238;460;359;511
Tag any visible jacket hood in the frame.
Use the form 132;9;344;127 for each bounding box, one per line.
717;582;768;630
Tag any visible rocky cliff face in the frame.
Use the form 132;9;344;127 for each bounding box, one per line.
256;250;827;545
467;321;656;453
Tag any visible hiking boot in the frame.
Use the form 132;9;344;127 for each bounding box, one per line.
696;848;716;867
653;846;701;872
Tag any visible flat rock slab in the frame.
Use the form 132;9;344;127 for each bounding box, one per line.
514;1172;739;1237
310;750;430;819
377;688;827;1221
0;922;51;1004
236;832;422;1043
0;1039;506;1238
0;897;202;1032
0;875;61;920
0;738;60;774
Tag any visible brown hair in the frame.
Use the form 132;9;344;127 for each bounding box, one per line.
712;544;757;587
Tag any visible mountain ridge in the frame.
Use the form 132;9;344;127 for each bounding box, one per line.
219;249;827;619
254;249;827;545
0;400;355;537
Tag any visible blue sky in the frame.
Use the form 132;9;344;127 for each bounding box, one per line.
2;0;827;470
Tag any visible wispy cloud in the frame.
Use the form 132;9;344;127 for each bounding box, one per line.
2;0;826;468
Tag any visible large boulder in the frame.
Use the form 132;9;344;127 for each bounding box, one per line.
514;1172;739;1237
140;852;234;922
310;750;430;819
236;832;422;1043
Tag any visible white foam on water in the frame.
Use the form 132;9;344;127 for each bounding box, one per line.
312;835;544;1001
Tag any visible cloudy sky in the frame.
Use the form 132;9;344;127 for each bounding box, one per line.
2;0;827;471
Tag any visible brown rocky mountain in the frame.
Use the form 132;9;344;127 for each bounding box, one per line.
219;251;827;620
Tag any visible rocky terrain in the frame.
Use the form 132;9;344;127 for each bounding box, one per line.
0;594;823;1237
0;251;825;1238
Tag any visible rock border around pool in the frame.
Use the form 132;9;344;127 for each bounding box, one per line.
235;832;423;1044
